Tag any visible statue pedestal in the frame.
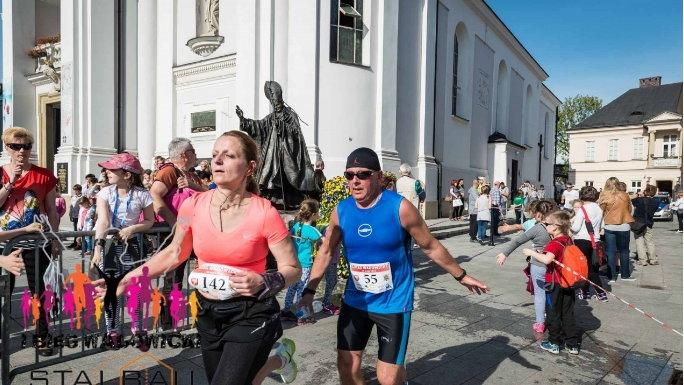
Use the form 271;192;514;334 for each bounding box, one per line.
186;35;224;57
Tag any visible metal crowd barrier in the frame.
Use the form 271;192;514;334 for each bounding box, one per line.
0;226;199;384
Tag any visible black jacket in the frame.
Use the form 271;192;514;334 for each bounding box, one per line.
631;197;660;228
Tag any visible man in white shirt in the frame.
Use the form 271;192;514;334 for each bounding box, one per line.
560;182;579;211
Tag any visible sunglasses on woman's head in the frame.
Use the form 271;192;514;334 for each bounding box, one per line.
542;222;559;227
343;171;375;180
6;143;32;151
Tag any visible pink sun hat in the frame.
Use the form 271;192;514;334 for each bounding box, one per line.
98;152;144;174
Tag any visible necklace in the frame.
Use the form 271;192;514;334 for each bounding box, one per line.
213;190;246;231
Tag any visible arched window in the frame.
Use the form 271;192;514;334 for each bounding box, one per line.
451;35;459;116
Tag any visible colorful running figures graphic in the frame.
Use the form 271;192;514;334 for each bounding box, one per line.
21;289;31;331
64;264;92;330
26;264;195;333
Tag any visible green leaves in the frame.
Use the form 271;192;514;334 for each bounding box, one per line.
556;95;603;162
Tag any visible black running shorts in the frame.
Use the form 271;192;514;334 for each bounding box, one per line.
337;303;411;365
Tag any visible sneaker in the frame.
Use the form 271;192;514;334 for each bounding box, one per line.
470;239;479;243
275;338;297;384
563;345;580;355
532;323;545;341
596;292;608;302
621;277;636;282
607;279;616;284
280;310;297;321
280;359;298;384
539;341;560;354
296;317;316;326
576;290;590;300
648;260;660;265
540;340;560;354
323;304;341;315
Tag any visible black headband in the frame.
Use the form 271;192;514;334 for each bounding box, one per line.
346;147;381;171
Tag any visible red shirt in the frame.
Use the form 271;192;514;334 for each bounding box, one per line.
0;165;58;230
542;235;572;284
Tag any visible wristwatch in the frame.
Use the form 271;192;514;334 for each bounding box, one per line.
95;238;106;248
4;182;13;192
454;269;467;282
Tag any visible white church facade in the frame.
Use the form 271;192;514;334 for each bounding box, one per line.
2;0;560;218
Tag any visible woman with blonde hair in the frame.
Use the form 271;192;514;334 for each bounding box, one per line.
111;130;302;384
599;177;635;282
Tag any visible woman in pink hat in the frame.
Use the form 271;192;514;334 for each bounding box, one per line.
91;152;155;347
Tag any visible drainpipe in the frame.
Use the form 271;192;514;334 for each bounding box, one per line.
115;0;126;152
431;1;442;218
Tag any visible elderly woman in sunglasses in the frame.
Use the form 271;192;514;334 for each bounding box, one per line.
0;126;61;355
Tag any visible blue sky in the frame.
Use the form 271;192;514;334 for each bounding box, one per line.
486;0;683;105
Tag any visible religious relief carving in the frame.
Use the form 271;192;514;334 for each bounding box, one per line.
186;0;224;57
477;69;490;109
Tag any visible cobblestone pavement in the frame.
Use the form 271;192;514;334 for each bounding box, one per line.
5;219;682;384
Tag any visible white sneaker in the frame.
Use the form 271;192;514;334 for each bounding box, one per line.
275;338;297;383
280;358;298;383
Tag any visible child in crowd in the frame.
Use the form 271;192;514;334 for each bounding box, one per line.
83;174;99;197
282;199;323;325
320;225;341;315
142;169;153;190
69;184;83;249
55;185;66;219
475;185;491;245
571;199;583;217
496;200;556;341
512;189;525;224
79;196;97;255
523;210;580;355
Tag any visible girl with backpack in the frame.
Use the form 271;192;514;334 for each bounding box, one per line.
496;200;556;341
523;210;580;355
281;199;323;325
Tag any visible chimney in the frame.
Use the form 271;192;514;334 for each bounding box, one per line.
639;76;662;88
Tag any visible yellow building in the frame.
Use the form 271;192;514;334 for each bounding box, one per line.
568;77;682;195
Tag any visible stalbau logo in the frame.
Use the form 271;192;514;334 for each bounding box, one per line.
29;351;200;384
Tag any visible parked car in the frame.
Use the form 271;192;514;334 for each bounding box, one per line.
652;193;673;221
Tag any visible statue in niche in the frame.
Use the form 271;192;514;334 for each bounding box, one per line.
199;0;220;37
236;81;319;210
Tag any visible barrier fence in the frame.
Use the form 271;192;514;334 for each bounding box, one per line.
0;226;199;384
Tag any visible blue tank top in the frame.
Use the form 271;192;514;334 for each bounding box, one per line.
338;190;414;313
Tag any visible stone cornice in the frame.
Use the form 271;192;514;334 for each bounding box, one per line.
26;67;61;87
173;55;237;80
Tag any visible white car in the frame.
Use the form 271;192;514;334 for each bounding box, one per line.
652;195;673;221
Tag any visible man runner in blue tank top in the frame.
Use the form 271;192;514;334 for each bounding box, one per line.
300;148;489;385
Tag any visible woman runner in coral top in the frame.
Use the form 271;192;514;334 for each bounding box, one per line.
112;131;302;385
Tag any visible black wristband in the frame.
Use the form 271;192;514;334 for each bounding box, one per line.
95;238;106;248
454;269;467;282
302;288;316;296
257;272;286;300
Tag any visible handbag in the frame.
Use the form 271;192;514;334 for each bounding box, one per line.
580;206;605;266
523;261;534;295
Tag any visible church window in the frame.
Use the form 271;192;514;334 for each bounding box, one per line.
330;0;363;65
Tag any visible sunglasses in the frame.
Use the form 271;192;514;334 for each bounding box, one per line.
6;143;32;151
343;171;375;181
542;222;559;227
